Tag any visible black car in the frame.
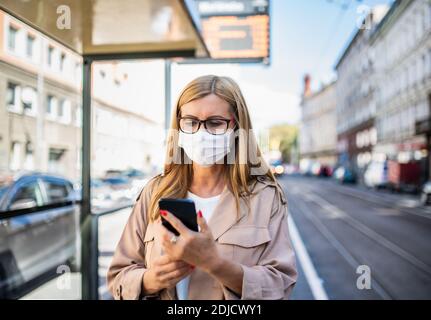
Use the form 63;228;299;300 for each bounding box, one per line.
0;172;79;299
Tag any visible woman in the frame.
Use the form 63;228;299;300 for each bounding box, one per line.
107;75;297;300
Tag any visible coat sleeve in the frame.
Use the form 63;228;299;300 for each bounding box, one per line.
106;178;157;300
223;187;298;300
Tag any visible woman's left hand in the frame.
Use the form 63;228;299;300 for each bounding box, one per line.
159;210;221;273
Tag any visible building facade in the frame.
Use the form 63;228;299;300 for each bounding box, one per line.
371;0;431;182
335;5;389;182
299;76;337;169
0;10;164;181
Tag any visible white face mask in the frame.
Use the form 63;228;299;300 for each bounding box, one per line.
178;129;234;167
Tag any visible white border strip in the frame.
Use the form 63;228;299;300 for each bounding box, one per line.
288;213;329;300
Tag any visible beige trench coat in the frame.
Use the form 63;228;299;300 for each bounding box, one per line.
107;175;297;300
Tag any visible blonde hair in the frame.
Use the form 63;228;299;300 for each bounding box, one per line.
148;75;275;222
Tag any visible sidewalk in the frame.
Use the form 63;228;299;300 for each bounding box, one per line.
98;208;131;300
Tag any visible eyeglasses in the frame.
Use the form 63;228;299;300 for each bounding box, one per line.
178;116;234;135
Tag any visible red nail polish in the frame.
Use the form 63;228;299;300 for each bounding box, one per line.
160;210;167;216
198;210;202;218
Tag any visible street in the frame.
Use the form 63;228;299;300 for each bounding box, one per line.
283;175;431;300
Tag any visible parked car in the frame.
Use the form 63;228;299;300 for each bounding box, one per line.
0;172;79;299
269;160;285;176
314;164;332;177
364;161;388;189
421;181;431;206
122;168;145;179
387;160;421;193
300;159;316;176
101;176;135;202
333;166;356;184
283;164;300;175
73;179;117;211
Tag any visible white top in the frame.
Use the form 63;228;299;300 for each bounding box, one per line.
175;191;221;300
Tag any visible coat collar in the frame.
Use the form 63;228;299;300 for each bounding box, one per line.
206;183;247;241
201;176;281;240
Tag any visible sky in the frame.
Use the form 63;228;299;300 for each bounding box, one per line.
171;0;394;131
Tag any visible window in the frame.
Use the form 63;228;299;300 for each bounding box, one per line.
47;45;54;66
22;87;37;115
46;94;57;117
58;99;71;123
6;82;22;113
75;105;82;127
44;180;70;204
48;148;66;174
9;181;43;210
24;141;34;170
58;99;64;118
75;62;81;80
60;52;66;71
10;141;22;171
26;34;35;58
8;25;18;51
6;82;18;106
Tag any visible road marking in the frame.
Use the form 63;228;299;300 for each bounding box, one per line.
291;198;392;300
288;213;329;300
307;179;431;219
302;191;431;277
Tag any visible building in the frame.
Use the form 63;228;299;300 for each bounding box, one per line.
0;10;164;181
335;5;389;182
371;0;431;183
299;75;337;171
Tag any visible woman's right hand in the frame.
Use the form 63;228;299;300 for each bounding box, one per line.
142;255;194;295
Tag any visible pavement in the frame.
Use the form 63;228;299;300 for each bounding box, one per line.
98;208;131;300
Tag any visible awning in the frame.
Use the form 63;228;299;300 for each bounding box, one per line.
0;0;209;60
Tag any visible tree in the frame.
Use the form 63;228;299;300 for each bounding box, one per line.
268;124;299;163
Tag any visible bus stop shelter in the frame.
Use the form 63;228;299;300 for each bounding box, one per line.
0;0;209;299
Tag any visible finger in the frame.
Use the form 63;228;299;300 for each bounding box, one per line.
160;226;176;243
153;254;172;267
160;210;189;235
157;224;168;241
158;260;190;274
161;238;185;260
197;210;209;233
159;265;192;283
164;268;195;287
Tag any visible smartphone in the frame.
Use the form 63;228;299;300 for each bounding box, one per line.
159;198;198;236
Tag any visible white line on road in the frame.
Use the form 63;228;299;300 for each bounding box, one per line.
288;213;329;300
329;185;431;220
303;191;431;277
291;197;392;300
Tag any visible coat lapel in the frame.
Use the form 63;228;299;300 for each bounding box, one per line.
206;185;247;241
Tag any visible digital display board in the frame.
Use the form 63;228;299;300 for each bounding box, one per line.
190;0;270;64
